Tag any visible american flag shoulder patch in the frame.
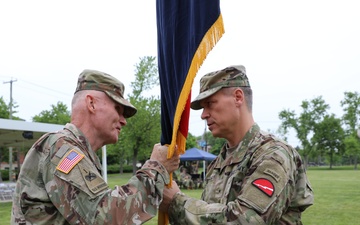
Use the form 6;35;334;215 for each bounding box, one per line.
56;149;84;174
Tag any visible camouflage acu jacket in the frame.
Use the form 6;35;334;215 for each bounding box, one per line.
168;124;314;224
11;123;169;225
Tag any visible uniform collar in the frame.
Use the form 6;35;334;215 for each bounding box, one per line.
214;123;261;170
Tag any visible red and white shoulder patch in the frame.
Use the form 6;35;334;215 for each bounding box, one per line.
252;178;274;197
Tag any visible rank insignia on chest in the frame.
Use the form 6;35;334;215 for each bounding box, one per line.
252;178;274;197
56;149;84;174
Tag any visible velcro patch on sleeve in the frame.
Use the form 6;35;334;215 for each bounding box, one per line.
56;149;84;174
252;178;274;197
78;164;108;194
239;159;287;213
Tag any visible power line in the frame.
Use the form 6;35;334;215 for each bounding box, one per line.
1;76;73;99
16;83;71;101
20;79;72;97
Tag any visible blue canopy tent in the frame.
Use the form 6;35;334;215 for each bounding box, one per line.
180;148;217;161
180;148;217;180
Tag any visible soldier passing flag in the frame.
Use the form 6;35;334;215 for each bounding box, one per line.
156;0;224;224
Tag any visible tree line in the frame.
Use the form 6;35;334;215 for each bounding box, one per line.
278;92;360;169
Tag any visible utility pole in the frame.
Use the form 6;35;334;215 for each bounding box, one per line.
204;120;208;152
201;120;207;152
3;78;17;120
3;78;17;182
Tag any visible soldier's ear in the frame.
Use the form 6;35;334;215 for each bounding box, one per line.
85;95;96;113
234;88;244;106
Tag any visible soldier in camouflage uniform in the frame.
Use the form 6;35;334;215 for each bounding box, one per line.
160;65;314;224
179;167;194;190
11;69;180;224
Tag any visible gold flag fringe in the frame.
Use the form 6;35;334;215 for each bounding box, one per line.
158;14;224;225
168;14;225;159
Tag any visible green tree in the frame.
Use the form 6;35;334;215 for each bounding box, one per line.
0;96;10;119
279;96;330;166
103;140;132;174
341;91;360;135
275;126;289;143
210;137;226;155
0;96;20;120
340;91;360;169
32;101;70;125
116;56;161;174
200;131;225;155
185;132;197;150
312;114;345;169
103;142;122;166
344;135;360;170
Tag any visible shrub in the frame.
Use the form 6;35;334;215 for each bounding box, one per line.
0;170;9;181
107;164;133;174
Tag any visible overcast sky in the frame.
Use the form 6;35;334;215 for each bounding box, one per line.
1;0;359;147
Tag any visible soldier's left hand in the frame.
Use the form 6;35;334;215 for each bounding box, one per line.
150;144;180;174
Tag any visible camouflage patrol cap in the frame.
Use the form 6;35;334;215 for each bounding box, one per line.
190;65;250;110
75;69;137;118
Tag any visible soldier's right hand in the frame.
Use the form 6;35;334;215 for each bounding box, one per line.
159;181;180;212
150;144;180;174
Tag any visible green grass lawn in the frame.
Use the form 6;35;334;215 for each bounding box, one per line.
301;168;360;225
1;167;360;225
